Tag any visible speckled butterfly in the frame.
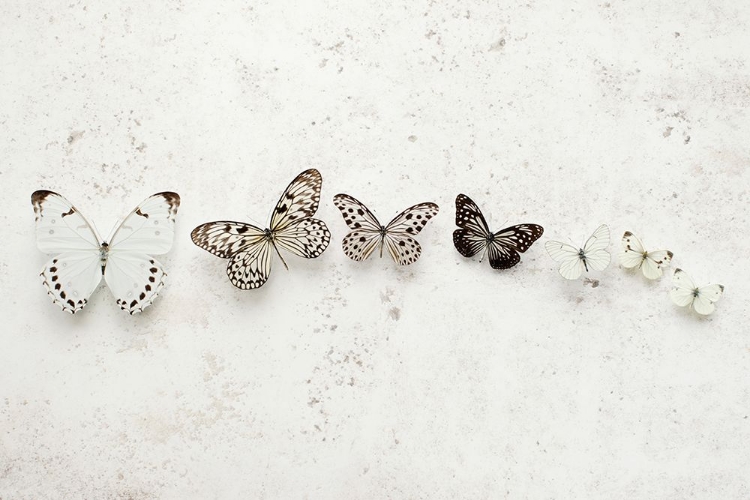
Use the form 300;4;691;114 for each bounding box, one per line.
620;231;673;279
332;193;439;266
191;169;330;289
31;190;180;314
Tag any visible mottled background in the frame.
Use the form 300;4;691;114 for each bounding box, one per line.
1;0;749;498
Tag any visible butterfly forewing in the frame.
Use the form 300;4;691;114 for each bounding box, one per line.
270;169;324;232
32;190;101;252
454;194;491;237
191;221;266;258
332;194;382;232
109;192;180;254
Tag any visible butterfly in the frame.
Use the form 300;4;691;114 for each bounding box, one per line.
452;194;544;269
191;169;330;289
332;193;439;265
670;268;724;315
31;190;180;314
620;231;673;279
544;224;611;280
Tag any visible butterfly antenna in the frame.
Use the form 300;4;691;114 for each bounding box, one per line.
271;242;289;270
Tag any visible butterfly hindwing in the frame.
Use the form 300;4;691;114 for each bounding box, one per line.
40;252;102;313
105;253;167;314
227;240;273;290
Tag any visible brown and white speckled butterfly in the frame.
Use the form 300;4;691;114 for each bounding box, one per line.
31;190;180;314
453;194;544;269
191;169;331;289
332;194;439;266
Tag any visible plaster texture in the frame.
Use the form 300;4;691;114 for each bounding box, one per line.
1;0;749;498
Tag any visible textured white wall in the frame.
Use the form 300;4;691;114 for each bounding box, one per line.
1;0;749;498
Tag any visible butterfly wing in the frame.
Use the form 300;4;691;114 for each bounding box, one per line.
382;202;439;265
670;268;697;307
108;192;180;254
227;240;273;290
620;231;646;269
333;194;384;262
453;194;491;258
191;221;266;258
270;169;324;232
545;240;585;280
32;190;103;313
104;254;166;314
692;284;724;315
582;224;611;272
641;250;673;280
274;218;331;258
487;224;545;269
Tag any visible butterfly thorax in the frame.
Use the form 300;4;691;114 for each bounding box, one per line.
486;233;495;243
99;242;110;271
263;228;274;240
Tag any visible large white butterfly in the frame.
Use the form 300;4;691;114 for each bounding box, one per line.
31;190;180;314
670;268;724;315
620;231;673;279
452;194;544;269
332;193;439;265
544;224;611;280
191;169;330;289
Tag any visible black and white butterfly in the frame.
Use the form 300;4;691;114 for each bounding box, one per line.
332;194;439;265
545;224;611;280
620;231;673;279
31;190;180;314
191;169;330;289
452;194;544;269
670;269;724;315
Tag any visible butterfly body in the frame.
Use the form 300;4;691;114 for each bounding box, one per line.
32;190;180;314
333;193;439;266
545;224;611;280
452;194;543;270
191;169;330;289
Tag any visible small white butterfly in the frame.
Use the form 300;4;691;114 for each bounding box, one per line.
332;193;439;265
670;268;724;315
544;224;611;280
620;231;673;279
32;190;180;314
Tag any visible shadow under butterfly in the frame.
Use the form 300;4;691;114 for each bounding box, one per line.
452;193;544;269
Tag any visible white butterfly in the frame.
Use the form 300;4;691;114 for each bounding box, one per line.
32;190;180;314
544;224;611;280
191;169;330;289
670;268;724;315
620;231;673;279
332;193;439;265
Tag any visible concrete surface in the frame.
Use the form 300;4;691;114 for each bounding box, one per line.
1;0;749;498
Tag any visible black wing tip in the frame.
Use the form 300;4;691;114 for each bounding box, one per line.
154;191;181;205
31;190;59;204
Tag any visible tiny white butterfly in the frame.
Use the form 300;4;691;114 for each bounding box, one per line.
32;190;180;314
544;224;611;280
670;268;724;315
620;231;673;279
